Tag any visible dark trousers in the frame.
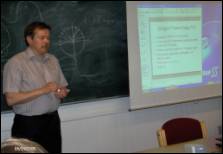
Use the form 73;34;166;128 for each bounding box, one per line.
11;111;62;153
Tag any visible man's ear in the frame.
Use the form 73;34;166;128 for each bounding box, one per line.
26;36;33;46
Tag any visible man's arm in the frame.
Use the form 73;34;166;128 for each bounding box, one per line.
5;82;59;106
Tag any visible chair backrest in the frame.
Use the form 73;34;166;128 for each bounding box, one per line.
1;138;48;153
157;118;208;147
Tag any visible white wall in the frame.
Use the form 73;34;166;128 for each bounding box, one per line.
1;97;222;153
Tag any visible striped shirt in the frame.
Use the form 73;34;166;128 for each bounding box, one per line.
3;47;68;116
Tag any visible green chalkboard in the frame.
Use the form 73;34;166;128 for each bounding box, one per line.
1;1;129;112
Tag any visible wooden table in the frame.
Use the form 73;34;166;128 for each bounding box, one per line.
137;138;222;153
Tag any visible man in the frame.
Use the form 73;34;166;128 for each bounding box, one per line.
3;21;69;153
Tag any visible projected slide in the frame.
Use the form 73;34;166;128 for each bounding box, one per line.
138;5;221;92
150;17;202;78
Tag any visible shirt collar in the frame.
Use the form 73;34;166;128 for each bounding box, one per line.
25;47;50;62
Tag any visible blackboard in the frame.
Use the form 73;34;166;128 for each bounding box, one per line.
1;1;129;111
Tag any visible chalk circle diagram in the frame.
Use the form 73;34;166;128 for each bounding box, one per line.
58;25;110;86
1;22;12;89
58;25;96;83
58;25;86;59
1;1;43;59
58;25;86;85
1;22;11;56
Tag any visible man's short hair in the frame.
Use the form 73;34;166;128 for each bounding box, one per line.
24;21;51;46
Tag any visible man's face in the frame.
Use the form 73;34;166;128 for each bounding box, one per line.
28;28;50;55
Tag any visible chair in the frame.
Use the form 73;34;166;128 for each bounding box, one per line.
157;117;208;147
1;138;48;153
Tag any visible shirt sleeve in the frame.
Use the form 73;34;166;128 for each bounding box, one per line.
3;59;22;94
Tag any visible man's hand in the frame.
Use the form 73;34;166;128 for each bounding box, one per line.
55;87;69;99
43;82;59;94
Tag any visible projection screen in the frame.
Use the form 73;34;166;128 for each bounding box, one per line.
126;1;222;110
